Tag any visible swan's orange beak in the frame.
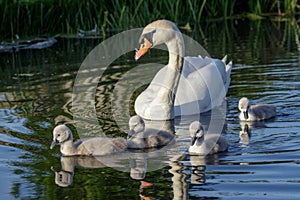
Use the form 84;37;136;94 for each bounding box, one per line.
135;38;152;60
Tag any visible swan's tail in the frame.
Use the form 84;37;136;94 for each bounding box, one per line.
222;55;232;94
222;55;228;63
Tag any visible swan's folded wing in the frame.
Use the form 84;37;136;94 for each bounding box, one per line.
175;56;227;108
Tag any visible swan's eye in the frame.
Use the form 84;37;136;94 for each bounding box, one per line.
140;42;147;49
143;38;152;48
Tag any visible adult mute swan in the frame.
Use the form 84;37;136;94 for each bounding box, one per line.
188;121;228;155
238;97;276;121
127;115;175;149
134;20;232;120
50;124;127;156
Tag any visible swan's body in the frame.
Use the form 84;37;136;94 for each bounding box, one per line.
134;20;232;120
127;115;175;149
188;121;228;155
50;124;127;156
238;97;276;121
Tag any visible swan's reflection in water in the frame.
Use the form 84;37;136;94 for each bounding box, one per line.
169;155;188;200
189;155;206;185
168;153;225;199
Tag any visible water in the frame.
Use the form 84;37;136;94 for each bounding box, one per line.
0;19;300;199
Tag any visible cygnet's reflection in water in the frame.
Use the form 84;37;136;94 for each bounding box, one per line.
51;156;106;187
51;154;151;187
239;121;269;145
129;154;147;180
239;122;252;145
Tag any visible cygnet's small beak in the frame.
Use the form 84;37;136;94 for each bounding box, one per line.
127;130;135;140
51;166;58;173
190;136;197;146
50;140;57;149
243;111;249;119
135;38;152;61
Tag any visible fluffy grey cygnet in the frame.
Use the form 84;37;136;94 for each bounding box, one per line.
238;97;276;121
50;124;127;156
188;121;228;155
127;115;175;149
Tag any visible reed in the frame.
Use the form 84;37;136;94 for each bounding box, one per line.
0;0;299;40
283;0;299;15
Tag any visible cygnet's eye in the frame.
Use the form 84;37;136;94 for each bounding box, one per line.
57;134;60;137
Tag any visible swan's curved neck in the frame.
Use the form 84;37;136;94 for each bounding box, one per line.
155;32;184;104
135;28;185;120
166;33;185;70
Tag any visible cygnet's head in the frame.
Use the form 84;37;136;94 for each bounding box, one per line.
238;97;250;111
128;115;145;138
189;121;204;146
238;97;251;119
50;124;72;149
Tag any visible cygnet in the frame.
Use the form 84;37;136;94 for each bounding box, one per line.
188;121;228;155
238;97;276;121
127;115;175;149
50;124;127;156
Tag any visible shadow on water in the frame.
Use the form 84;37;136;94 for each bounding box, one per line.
0;18;300;199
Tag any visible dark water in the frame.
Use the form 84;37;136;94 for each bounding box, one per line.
0;19;300;199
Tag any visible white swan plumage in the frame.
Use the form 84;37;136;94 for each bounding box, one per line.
134;20;232;120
